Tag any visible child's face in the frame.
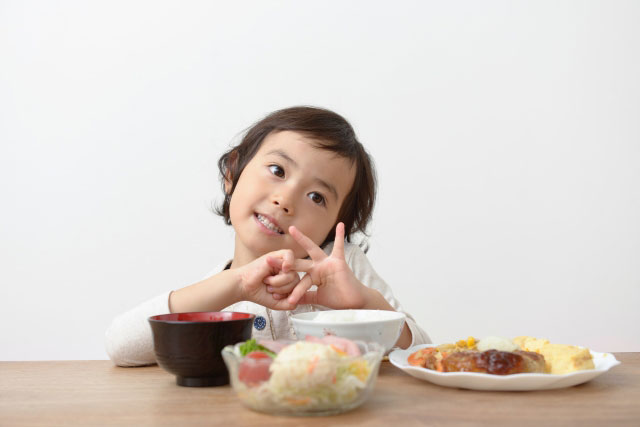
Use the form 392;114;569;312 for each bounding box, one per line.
228;130;356;266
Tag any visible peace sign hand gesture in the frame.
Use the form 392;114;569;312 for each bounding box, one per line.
285;222;371;309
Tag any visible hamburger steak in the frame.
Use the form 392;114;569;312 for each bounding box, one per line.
441;350;545;375
408;346;546;375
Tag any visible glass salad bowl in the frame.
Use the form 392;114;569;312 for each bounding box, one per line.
221;338;384;416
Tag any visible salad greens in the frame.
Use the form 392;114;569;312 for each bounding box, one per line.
238;339;276;358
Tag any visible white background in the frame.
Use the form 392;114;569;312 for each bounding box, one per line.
1;0;639;360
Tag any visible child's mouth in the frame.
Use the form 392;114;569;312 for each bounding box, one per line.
255;213;284;235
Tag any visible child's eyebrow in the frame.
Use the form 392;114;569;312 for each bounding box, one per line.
266;149;339;201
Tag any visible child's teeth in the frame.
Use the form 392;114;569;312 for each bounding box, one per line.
257;214;282;234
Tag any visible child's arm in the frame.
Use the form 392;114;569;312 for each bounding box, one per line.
105;292;172;366
168;268;244;313
106;250;301;366
169;250;300;313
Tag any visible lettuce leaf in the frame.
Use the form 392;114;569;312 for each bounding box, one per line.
238;339;276;358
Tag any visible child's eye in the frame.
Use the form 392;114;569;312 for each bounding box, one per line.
308;192;325;206
268;165;285;178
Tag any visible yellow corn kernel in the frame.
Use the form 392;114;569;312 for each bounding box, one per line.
467;337;476;348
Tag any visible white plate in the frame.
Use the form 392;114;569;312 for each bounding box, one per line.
389;344;621;391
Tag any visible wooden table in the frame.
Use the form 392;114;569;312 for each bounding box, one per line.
1;354;638;426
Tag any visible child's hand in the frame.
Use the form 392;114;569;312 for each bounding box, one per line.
236;250;300;310
263;256;301;301
285;223;371;309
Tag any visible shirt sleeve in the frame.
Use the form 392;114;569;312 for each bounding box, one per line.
344;243;431;347
104;291;171;367
105;261;230;367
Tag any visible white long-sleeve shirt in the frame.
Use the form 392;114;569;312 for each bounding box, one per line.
105;241;431;366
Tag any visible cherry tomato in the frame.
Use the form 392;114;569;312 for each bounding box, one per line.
238;351;272;385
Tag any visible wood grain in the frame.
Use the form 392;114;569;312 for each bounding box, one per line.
1;354;638;426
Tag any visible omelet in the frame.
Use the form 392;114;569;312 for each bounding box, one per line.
513;336;594;374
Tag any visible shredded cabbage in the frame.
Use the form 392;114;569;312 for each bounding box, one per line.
236;341;376;413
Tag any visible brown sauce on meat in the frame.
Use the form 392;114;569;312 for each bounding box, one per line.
442;350;525;375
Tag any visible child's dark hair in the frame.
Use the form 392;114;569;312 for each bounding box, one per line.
216;106;376;247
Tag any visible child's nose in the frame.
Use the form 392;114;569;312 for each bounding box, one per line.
272;195;292;214
273;200;289;213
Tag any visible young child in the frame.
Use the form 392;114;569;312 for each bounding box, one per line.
106;106;430;366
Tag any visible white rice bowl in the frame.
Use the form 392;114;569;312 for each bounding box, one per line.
291;309;407;354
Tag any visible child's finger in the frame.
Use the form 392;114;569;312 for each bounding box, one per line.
289;226;326;261
271;298;297;311
264;272;300;288
243;258;274;285
265;255;283;272
281;250;295;273
287;273;314;305
297;290;318;306
268;280;298;295
331;222;346;260
291;258;314;273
